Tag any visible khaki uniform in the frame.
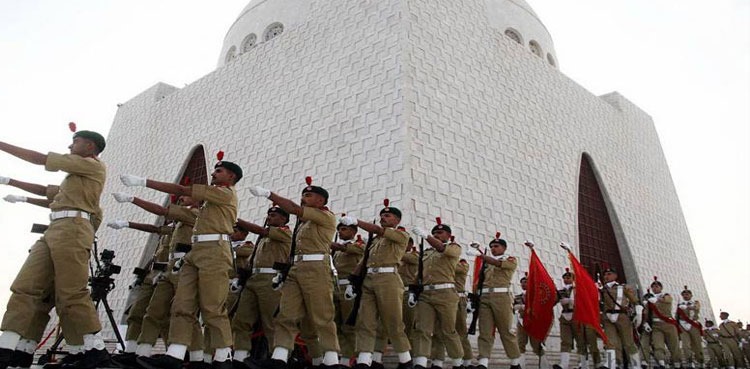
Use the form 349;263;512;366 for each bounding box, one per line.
431;260;473;362
355;228;410;355
739;327;750;365
703;326;727;368
2;153;105;344
477;254;521;361
232;226;291;352
373;248;419;354
558;284;600;366
332;237;364;357
274;207;338;352
412;243;462;360
719;319;745;368
138;205;202;350
676;299;704;366
600;281;639;355
226;241;255;315
168;184;237;349
515;291;544;356
646;294;682;364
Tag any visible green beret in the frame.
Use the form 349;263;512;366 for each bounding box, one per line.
74;130;106;153
215;161;243;182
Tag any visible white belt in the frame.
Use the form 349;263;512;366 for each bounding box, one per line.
252;267;276;274
423;283;454;291
652;317;663;322
49;210;90;221
367;267;396;274
481;287;510;293
192;234;230;243
172;252;186;259
338;279;351;286
457;292;467;297
294;254;326;262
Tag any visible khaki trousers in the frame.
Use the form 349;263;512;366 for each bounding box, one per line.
356;273;410;354
651;321;681;364
577;325;602;365
412;288;462;359
705;342;726;368
274;260;339;353
431;295;473;361
517;322;544;355
125;276;156;341
719;337;745;368
640;331;653;363
231;273;280;351
679;327;704;364
602;314;638;355
333;281;356;357
477;291;520;360
169;241;233;349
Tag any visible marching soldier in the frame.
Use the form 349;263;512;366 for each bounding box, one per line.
410;219;464;369
703;320;727;369
676;286;704;368
123;157;242;369
643;277;681;369
718;312;745;369
600;266;643;369
554;268;602;369
245;177;341;369
331;218;364;366
338;200;413;369
231;206;292;366
475;235;522;369
515;272;551;369
638;290;654;369
0;130;110;369
741;324;750;366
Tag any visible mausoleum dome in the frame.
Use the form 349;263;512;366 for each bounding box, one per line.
485;0;558;67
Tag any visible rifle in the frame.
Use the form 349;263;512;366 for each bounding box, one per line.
406;236;425;310
345;228;375;326
229;218;268;316
467;245;487;335
272;217;301;290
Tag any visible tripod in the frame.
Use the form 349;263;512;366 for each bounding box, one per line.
38;242;125;364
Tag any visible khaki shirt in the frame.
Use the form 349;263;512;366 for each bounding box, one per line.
558;285;574;312
45;184;103;230
704;327;721;344
154;225;174;263
45;152;106;215
677;299;701;321
253;226;292;268
653;293;674;318
455;260;469;294
234;241;255;270
719;320;740;339
601;282;638;311
295;206;336;254
333;238;364;277
167;205;199;253
399;251;419;286
422;242;461;285
367;228;409;268
483;254;518;288
191;184;237;235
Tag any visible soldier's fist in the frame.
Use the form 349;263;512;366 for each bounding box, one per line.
466;300;476;313
107;220;129;230
465;247;482;257
112;192;134;203
0;176;10;185
559;242;571;251
120;174;147;187
407;292;418;308
344;285;357;300
3;194;27;203
338;215;357;226
524;240;535;248
229;278;243;293
249;186;271;198
642;322;652;333
411;227;429;239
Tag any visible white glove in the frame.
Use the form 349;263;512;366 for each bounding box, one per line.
560;242;571;251
407;292;418;308
338;215;358;226
514;304;525;312
633;312;643;328
3;194;27;203
271;273;284;291
0;176;9;185
635;304;644;316
560;297;571;305
107;220;129;230
466;300;475;313
229;278;243;293
412;227;430;239
344;285;357;300
249;186;271;198
112;192;135;203
679;304;688;310
647;297;657;304
643;322;652;333
466;247;482;257
120;174;147;187
152;272;165;285
172;258;184;274
524;240;535;247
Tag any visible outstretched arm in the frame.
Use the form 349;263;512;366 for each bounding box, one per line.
0;142;47;166
236;218;268;236
267;192;303;217
0;176;47;196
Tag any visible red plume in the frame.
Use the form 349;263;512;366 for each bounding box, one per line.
565;267;570;272
495;231;501;239
684;285;688;290
653;275;658;281
435;217;442;225
181;176;191;185
305;176;312;185
68;122;77;132
602;262;610;269
216;151;225;161
356;234;363;242
170;194;177;203
383;198;390;207
341;213;346;217
525;272;529;277
450;235;455;242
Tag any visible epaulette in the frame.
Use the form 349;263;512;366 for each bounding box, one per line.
507;256;516;261
279;225;290;230
459;259;469;264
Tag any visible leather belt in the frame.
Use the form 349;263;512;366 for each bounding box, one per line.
192;234;230;243
172;252;186;259
252;267;276;274
367;267;396;273
481;287;510;293
50;210;90;221
152;262;168;271
293;254;326;262
175;243;192;253
652;317;663;322
423;283;454;291
606;309;626;314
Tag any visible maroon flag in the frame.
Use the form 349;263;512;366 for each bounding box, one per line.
523;249;557;341
568;252;608;343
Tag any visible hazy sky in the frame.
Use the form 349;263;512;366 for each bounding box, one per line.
0;0;748;325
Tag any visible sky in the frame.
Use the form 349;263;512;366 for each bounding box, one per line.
0;0;748;325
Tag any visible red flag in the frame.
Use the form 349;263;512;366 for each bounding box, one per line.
568;252;608;343
472;255;483;290
523;249;556;341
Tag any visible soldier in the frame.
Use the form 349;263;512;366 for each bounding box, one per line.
676;286;704;369
643;277;681;369
410;218;463;369
245;178;341;369
718;312;745;369
638;290;654;369
330;218;364;366
231;206;292;367
514;272;551;369
123;157;242;369
703;320;727;369
554;268;601;369
338;200;412;369
599;266;643;369
0;130;110;369
109;194;206;368
741;324;750;366
227;225;253;317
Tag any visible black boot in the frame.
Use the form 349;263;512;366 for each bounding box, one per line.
137;354;183;369
245;358;287;369
232;360;251;369
212;361;234;369
111;352;140;368
9;350;34;369
0;348;13;369
63;348;110;369
188;361;214;369
554;365;564;369
396;361;414;369
43;353;85;369
373;362;386;369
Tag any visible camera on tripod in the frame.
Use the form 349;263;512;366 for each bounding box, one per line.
88;249;121;301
